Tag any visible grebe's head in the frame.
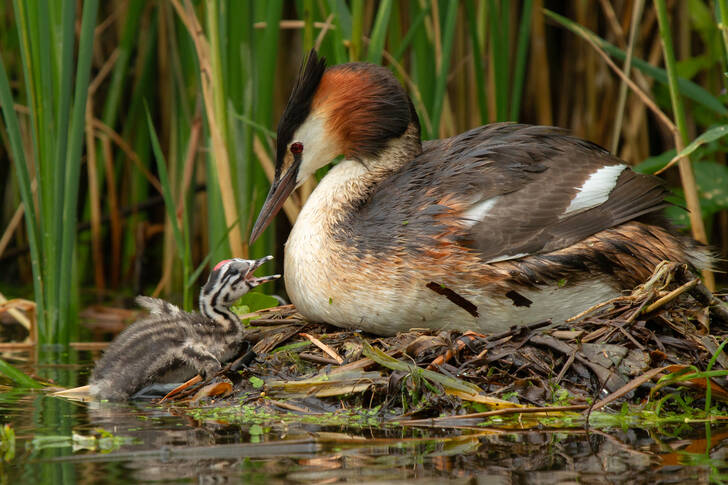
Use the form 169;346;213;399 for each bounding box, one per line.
201;256;279;308
249;50;418;243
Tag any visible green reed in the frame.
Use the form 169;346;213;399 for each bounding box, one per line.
0;0;98;350
0;1;727;348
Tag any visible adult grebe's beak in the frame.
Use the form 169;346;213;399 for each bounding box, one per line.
249;158;300;245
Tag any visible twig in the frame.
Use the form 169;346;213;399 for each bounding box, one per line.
300;332;344;364
643;278;699;314
397;404;588;426
588;366;669;412
609;0;645;153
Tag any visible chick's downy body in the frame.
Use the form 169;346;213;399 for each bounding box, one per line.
89;257;278;400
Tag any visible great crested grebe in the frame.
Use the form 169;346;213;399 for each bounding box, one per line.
89;257;279;400
249;51;710;336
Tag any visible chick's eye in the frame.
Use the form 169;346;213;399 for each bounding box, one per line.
290;142;303;154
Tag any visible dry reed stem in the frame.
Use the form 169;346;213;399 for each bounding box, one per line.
300;332;344;364
597;0;627;47
85;97;106;290
644;278;700;313
398;405;586;426
91;118;162;194
171;0;244;257
610;0;645;153
93;0;126;37
15;103;162;194
588;365;669;412
575;27;676;133
253;20;339;30
88;49;120;95
177;111;202;221
0;201;26;259
151;218;174;298
431;0;442;73
102;136;122;286
314;14;335;50
0;292;33;332
530;0;552;125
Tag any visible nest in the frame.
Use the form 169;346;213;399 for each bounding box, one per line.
162;262;728;426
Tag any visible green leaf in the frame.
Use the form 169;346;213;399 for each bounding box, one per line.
634;149;676;174
249;376;264;389
694;161;728;211
669;125;728;164
0;358;44;388
237;292;279;312
361;341;483;395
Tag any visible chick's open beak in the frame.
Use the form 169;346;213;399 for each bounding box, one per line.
243;255;280;287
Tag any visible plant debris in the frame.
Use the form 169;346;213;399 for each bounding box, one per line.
154;262;728;428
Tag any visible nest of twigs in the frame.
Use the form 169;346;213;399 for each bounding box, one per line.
163;262;728;423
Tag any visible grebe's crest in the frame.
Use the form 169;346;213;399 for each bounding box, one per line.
275;50;416;179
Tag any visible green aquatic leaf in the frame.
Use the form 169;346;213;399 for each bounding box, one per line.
249;376;264;389
0;358;44;388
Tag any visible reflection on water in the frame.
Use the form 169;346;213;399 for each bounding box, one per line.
2;360;728;483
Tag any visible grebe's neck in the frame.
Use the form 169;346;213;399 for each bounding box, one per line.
325;122;421;211
284;121;422;326
199;293;242;336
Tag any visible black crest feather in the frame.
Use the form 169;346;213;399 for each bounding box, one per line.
276;49;327;173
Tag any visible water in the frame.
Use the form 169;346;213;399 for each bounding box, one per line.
2;357;728;484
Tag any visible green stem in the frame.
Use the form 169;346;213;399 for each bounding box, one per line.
350;0;363;61
303;0;314;52
655;0;710;287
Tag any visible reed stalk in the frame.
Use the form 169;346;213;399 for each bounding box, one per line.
0;0;98;352
655;0;713;290
0;1;726;349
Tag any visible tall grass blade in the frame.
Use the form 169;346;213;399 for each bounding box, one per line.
464;0;487;124
509;0;533;121
366;0;392;64
486;0;509;121
350;0;364;61
0;52;45;331
145;103;190;303
545;9;728;117
430;0;458;137
56;0;99;345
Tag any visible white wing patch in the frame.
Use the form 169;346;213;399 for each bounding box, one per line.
562;164;626;217
486;252;528;264
461;196;499;227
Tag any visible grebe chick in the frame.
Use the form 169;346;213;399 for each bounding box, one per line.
89;257;279;400
249;51;711;336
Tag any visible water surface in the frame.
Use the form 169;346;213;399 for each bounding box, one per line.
2;356;728;484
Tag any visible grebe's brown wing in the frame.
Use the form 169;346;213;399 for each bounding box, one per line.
356;123;669;263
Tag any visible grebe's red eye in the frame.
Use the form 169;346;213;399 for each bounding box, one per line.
290;142;303;154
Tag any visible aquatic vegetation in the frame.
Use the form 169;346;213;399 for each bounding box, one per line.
0;424;14;462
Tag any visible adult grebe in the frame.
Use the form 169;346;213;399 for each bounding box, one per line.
89;257;279;400
250;51;709;336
